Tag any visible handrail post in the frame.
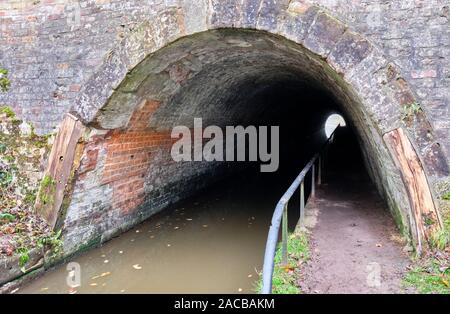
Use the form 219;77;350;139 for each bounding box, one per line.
311;164;316;198
282;203;288;266
318;156;322;186
300;181;305;225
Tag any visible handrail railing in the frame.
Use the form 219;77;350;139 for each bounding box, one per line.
260;129;337;294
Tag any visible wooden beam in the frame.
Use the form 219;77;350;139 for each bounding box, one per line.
35;113;85;229
384;128;442;254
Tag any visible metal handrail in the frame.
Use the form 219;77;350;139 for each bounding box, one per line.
260;129;337;294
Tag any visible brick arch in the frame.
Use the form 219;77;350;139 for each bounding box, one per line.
38;3;447;255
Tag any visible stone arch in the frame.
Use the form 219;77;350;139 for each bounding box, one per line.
38;2;447;255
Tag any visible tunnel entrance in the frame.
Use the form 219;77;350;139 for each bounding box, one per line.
35;27;443;258
22;116;404;294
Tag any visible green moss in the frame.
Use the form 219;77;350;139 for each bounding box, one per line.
0;67;10;93
17;247;30;269
390;203;407;236
23;191;37;205
0;168;13;188
38;174;56;206
424;215;435;227
401;102;423;121
0;212;16;223
0;106;16;118
443;193;450;201
38;229;63;254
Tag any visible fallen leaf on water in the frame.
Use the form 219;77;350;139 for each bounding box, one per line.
91;275;100;280
133;264;142;270
90;283;98;287
136;230;140;233
167;244;171;247
101;272;111;277
119;251;123;254
104;259;109;264
10;288;19;294
238;288;243;292
202;225;208;228
247;274;253;278
186;218;193;221
101;254;106;258
120;289;126;293
68;289;77;294
150;235;154;239
174;226;179;230
40;287;49;291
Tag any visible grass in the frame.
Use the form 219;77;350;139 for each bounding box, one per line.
254;230;310;294
404;218;450;294
404;259;450;294
443;193;450;201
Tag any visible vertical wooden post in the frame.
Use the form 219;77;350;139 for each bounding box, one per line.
383;128;442;254
35;113;85;228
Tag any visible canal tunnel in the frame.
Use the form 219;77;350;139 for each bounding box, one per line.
37;29;444;256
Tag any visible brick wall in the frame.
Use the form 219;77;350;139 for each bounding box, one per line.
0;1;448;156
62;98;232;253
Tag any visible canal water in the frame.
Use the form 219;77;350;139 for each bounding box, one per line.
19;167;304;294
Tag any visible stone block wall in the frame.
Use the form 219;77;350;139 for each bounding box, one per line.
0;1;447;159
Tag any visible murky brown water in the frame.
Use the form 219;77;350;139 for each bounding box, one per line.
19;171;301;294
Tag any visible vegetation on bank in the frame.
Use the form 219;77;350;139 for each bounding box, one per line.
0;67;61;266
404;256;449;294
404;214;450;294
255;229;310;294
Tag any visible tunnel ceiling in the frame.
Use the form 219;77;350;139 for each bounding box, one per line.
94;30;353;131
